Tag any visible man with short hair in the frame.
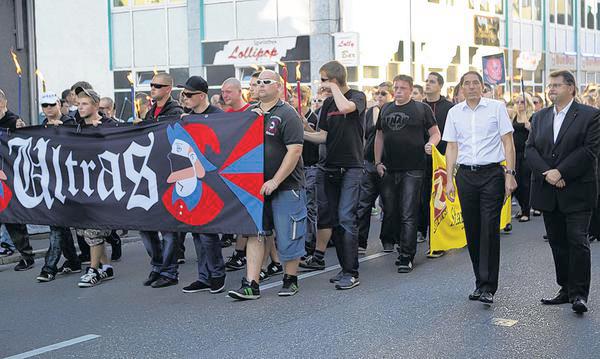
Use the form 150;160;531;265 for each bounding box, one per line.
74;87;117;288
68;81;93;118
222;78;251;112
422;72;455;258
0;89;35;271
36;92;80;282
144;73;183;121
444;71;517;304
411;84;424;102
248;71;261;103
175;75;227;294
527;70;600;314
375;75;441;273
303;61;366;290
356;81;392;253
99;97;121;122
228;70;306;299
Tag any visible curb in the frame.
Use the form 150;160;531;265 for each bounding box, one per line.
0;235;142;266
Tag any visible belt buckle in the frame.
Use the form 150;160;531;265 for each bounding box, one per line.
469;165;478;172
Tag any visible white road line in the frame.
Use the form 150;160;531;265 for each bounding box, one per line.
260;251;391;290
4;334;101;359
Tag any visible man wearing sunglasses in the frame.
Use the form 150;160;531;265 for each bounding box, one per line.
356;82;392;254
144;73;183;122
36;92;80;282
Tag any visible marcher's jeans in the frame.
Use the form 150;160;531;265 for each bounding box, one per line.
193;233;225;284
42;226;79;275
322;167;362;277
305;166;319;253
4;223;33;260
417;158;433;237
356;161;381;249
140;231;181;280
380;170;424;259
0;224;15;249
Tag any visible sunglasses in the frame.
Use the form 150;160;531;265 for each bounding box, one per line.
533;100;541;104
321;78;329;82
182;91;202;98
312;99;324;104
375;91;388;96
256;79;277;85
150;83;169;89
41;103;57;108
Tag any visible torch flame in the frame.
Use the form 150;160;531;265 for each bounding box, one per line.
10;49;22;75
127;72;134;85
135;98;141;116
258;65;266;72
276;61;286;67
295;62;301;81
250;64;259;71
35;69;45;82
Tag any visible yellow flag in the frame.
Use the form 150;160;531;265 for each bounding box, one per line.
429;147;512;253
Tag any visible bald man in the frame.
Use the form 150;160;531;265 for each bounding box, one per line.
144;73;183;121
222;78;250;112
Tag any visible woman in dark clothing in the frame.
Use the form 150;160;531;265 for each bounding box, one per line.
512;93;534;222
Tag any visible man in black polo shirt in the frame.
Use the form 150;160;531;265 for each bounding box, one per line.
422;72;454;258
374;74;440;273
303;61;366;290
228;70;305;300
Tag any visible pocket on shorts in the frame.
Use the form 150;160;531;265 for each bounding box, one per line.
290;211;307;241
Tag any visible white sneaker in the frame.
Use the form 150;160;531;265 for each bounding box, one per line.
78;267;102;288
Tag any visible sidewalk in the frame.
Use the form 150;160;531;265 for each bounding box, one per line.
0;230;142;266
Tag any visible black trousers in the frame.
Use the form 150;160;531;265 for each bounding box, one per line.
356;161;381;248
5;223;33;260
456;166;505;294
515;153;532;216
543;209;592;301
380;170;423;259
417;161;433;236
589;196;600;238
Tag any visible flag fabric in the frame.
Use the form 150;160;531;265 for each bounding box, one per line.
429;147;511;253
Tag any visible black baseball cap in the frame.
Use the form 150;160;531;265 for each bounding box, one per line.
178;76;208;93
74;86;100;104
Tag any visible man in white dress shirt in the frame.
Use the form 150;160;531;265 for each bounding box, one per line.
443;71;517;304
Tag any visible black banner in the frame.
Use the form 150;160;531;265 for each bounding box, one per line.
0;112;265;234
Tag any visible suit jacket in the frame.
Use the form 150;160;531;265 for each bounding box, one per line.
525;101;600;213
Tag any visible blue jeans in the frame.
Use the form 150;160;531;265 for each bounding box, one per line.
321;167;362;277
0;224;14;249
356;161;381;248
140;231;181;280
192;233;225;284
305;166;318;252
42;226;79;275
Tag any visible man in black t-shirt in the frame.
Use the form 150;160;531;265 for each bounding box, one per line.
303;61;366;290
422;72;454;258
357;82;392;253
228;70;305;300
374;75;441;274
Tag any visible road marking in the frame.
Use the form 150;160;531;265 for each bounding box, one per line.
260;251;391;291
490;318;518;327
4;334;101;359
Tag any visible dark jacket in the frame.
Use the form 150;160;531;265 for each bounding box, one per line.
0;110;20;130
42;114;76;126
525;101;600;213
144;97;183;121
423;96;454;155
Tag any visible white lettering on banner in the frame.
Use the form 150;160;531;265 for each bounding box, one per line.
7;133;158;210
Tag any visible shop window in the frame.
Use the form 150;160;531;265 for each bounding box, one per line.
114;71;133;90
169;68;189;87
557;0;566;24
206;65;235;87
534;0;542;20
347;67;358;82
587;5;594;29
363;66;380;79
567;0;573;25
550;0;556;23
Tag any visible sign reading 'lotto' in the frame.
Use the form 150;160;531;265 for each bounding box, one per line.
214;37;298;66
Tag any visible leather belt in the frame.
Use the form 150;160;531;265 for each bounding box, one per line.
458;163;501;172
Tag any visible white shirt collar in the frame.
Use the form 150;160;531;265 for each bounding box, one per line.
460;97;489;111
553;98;574;117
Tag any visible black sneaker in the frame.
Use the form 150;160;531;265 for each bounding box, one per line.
220;237;233;248
228;278;260;300
14;258;34;271
225;252;246;271
36;271;55;282
266;261;283;276
259;269;270;282
382;242;395;253
329;270;343;283
58;261;82;274
99;266;115;281
210;276;226;293
143;271;161;286
0;243;14;257
182;280;211;293
278;275;299;296
299;255;325;271
78;267;102;288
335;274;360;290
151;276;178;288
397;257;413;273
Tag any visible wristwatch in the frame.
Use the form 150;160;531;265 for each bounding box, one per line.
504;168;516;176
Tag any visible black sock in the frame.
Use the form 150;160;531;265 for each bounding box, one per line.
314;250;325;261
284;274;298;284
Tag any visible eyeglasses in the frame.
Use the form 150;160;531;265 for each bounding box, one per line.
321;78;330;82
375;91;388;96
182;91;202;98
547;83;566;89
533;100;541;104
150;83;169;89
256;79;277;85
41;103;57;108
312;99;324;104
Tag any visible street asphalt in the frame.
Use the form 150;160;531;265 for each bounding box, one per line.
1;213;599;358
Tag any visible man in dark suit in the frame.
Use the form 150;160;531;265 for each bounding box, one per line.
525;70;600;314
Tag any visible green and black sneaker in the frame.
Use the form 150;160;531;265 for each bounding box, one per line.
278;274;299;297
228;277;260;300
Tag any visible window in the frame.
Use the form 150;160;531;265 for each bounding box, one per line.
534;0;541;20
113;0;183;7
567;0;573;25
597;2;600;30
557;0;566;24
587;5;594;29
581;0;586;28
513;0;520;18
205;3;235;40
521;0;533;20
550;0;556;23
363;66;380;79
236;0;278;39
